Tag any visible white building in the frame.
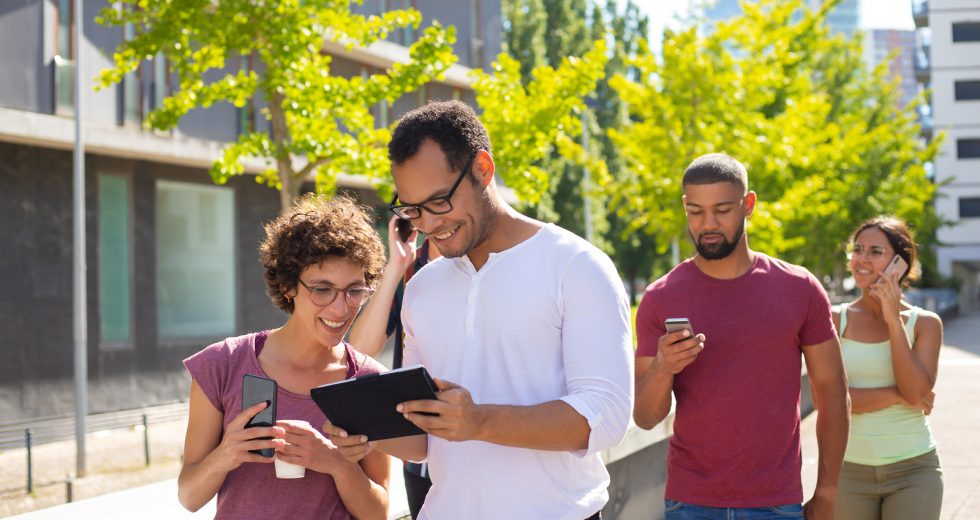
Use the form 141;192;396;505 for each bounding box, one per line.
915;0;980;310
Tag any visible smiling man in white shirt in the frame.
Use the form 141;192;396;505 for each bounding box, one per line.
383;100;634;520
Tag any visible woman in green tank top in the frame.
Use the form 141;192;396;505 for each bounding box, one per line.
832;216;944;519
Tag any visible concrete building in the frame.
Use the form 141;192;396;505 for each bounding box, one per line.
864;29;919;109
0;0;501;421
702;0;861;36
914;0;980;310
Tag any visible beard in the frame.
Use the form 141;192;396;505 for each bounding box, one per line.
436;194;496;259
690;219;744;260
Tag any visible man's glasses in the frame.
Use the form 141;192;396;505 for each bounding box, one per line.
296;279;375;307
389;153;477;219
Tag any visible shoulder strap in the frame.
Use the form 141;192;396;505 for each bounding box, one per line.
905;306;920;340
838;303;848;338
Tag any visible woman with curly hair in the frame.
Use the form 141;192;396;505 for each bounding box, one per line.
178;194;391;519
834;216;944;519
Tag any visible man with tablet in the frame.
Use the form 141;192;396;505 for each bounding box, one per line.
326;100;633;520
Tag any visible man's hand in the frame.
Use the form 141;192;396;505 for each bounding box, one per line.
398;378;485;442
654;330;706;375
803;487;836;520
320;420;377;464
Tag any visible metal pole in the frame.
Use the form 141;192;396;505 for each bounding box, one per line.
581;109;593;243
143;414;150;465
72;0;88;478
26;428;33;493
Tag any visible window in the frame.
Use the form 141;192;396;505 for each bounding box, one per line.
54;0;74;115
955;80;980;101
957;139;980;159
98;174;132;345
122;20;141;126
960;198;980;218
156;181;236;339
952;22;980;43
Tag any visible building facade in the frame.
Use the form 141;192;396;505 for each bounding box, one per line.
914;0;980;309
864;29;919;109
0;0;501;421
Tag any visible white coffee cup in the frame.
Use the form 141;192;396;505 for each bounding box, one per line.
274;419;311;479
274;456;306;479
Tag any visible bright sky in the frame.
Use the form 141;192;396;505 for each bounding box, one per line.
625;0;914;44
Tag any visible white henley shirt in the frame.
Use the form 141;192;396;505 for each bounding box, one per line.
402;224;634;520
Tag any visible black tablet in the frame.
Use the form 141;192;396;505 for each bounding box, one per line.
310;365;438;440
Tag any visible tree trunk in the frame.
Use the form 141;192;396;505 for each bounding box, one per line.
268;91;301;210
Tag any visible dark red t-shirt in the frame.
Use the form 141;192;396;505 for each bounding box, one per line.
635;254;835;507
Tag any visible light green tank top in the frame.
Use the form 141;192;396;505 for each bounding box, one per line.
839;303;936;466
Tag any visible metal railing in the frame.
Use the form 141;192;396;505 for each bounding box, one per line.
0;402;188;496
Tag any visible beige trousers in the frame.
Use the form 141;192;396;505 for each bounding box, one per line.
835;449;943;520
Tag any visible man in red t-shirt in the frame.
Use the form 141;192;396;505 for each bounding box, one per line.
634;153;850;519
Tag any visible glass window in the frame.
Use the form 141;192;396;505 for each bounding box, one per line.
156;181;236;339
960;198;980;218
122;21;141;126
952;22;980;43
955;80;980;101
957;138;980;159
99;174;132;345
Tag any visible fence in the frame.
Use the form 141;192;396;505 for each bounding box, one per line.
0;402;188;496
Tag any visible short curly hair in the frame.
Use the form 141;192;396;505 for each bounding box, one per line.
260;193;386;314
389;100;492;173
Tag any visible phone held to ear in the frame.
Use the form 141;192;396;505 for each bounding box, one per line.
879;254;909;283
242;374;277;458
395;217;413;243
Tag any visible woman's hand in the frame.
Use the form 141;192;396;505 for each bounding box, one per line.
203;402;284;474
868;269;903;323
277;420;369;475
386;215;418;273
903;390;936;415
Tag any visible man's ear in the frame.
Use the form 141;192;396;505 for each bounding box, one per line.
473;150;495;188
744;191;757;217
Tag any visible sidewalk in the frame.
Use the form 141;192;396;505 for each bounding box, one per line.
801;310;980;518
8;462;410;520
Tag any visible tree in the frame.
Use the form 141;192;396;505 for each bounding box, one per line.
97;0;457;209
609;0;941;288
471;38;609;205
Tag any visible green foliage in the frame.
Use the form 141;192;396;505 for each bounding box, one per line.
609;0;942;285
96;0;456;208
472;38;609;204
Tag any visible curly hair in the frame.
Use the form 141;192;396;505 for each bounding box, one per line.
260;193;386;314
389;100;492;173
850;215;919;288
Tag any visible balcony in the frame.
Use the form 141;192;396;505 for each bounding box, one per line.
912;0;928;28
915;46;931;83
918;112;934;141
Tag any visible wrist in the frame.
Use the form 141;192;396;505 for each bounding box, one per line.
471;404;492;442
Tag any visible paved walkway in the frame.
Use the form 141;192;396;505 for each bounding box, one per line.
802;310;980;518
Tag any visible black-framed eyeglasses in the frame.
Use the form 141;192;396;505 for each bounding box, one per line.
296;279;375;307
389;153;477;219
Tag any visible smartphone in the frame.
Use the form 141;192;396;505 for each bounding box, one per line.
394;217;413;243
879;254;909;282
242;374;277;458
665;318;693;336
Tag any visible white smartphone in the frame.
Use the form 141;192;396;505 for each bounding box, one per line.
879;254;909;282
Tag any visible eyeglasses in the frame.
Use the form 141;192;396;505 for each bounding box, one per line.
846;244;888;260
389;153;477;219
296;279;375;307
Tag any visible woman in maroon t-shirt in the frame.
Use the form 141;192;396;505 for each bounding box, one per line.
178;194;391;520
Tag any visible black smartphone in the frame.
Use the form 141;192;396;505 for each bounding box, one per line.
664;317;693;336
394;217;413;243
242;374;277;458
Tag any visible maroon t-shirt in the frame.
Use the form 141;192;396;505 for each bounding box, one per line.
635;254;835;508
183;331;385;520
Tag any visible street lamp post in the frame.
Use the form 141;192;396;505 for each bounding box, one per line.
72;0;88;478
